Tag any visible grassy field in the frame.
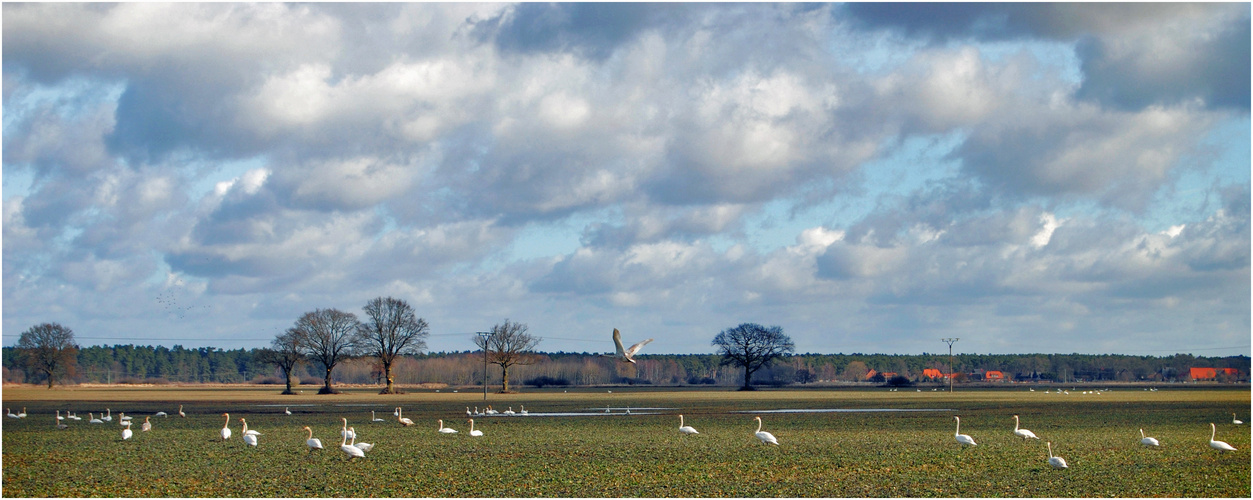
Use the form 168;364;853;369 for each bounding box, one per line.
2;385;1249;497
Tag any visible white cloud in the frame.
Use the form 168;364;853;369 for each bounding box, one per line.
1;3;1246;356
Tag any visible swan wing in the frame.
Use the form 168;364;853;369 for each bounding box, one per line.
308;438;323;449
625;338;654;358
612;328;627;357
341;444;365;457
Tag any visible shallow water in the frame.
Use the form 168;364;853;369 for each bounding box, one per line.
735;408;954;413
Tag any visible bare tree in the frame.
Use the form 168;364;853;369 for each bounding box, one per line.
257;329;305;395
712;323;794;390
290;308;360;394
472;319;541;393
16;323;79;389
356;296;429;394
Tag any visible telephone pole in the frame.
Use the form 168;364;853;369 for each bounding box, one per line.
941;338;959;393
476;332;492;401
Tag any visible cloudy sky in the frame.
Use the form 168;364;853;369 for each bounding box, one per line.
3;3;1249;357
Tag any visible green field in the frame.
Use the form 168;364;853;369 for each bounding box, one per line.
2;385;1249;497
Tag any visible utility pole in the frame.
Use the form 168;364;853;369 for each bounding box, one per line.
476;332;492;401
941;338;959;393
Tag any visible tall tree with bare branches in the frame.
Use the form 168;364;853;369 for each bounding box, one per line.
472;319;541;393
257;329;305;394
290;308;360;394
712;323;794;390
356;296;429;394
16;322;79;389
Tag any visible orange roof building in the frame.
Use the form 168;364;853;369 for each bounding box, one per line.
1190;367;1239;380
984;370;1005;380
923;368;944;379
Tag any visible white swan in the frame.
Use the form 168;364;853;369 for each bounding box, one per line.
1046;442;1068;469
503;407;516;415
142;416;152;432
178;405;185;418
396;407;414;426
1013;415;1039;440
466;407;473;417
17;407;26;418
56;411;64;421
240;419;259;446
6;408;17;419
154;411;167;417
88;413;103;424
68;412;82;421
438;419;458;434
340;429;365;458
372;411;385;422
303;426;323;450
1139;429;1159;447
341;418;355;440
220;413;232;440
753;416;778;445
55;412;68;430
519;405;528;415
610;328;653;364
102;409;112;422
954;416;977;446
122;427;132;440
350;428;373;452
1209;422;1237;451
678;414;699;435
241;419;261;437
1233;413;1244;425
284;407;292;415
468;419;483;437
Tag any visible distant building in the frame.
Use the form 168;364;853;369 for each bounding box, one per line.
984;370;1005;381
1190;367;1239;381
923;368;944;379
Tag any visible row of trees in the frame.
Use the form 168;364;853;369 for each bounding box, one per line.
259;297;432;394
8;320;1248;390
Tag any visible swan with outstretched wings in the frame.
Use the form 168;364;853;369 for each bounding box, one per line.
611;328;653;364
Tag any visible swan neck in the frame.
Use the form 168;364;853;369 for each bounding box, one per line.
755;418;763;433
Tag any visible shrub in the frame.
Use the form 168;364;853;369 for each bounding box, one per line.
525;375;570;388
886;375;914;387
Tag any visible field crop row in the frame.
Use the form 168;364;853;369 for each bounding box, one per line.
2;387;1248;497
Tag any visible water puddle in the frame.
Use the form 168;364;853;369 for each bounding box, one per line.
735;408;954;414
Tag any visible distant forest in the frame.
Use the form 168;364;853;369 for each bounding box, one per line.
3;344;1248;388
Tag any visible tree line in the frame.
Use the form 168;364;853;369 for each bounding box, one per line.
6;336;1247;389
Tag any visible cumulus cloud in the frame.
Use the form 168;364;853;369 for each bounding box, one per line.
2;3;1246;355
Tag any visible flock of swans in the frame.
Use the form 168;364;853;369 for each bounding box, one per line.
948;413;1243;469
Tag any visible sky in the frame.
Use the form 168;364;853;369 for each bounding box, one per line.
2;2;1249;357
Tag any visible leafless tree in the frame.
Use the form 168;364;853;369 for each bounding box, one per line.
473;319;541;393
712;323;794;390
16;323;79;389
356;296;429;394
257;329;305;394
290;308;360;394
